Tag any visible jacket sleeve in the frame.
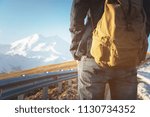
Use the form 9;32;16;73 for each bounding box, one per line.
69;0;90;60
143;0;150;36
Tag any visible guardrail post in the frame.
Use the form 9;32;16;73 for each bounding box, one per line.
67;80;72;99
58;82;62;94
68;80;72;90
18;94;24;100
42;86;49;100
104;83;111;100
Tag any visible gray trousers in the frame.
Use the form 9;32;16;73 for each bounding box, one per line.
78;56;138;100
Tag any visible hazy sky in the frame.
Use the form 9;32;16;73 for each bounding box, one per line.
0;0;72;44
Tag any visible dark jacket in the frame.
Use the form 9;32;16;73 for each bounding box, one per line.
69;0;105;60
70;0;150;60
143;0;150;35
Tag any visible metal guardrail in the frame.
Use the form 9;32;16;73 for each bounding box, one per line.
0;69;77;100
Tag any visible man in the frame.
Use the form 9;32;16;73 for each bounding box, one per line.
69;0;149;100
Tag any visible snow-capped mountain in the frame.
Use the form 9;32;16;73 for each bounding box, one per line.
7;34;39;56
138;61;150;99
0;34;72;73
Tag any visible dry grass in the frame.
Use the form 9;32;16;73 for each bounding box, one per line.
0;60;77;80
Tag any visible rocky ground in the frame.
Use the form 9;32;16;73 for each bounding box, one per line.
24;79;78;100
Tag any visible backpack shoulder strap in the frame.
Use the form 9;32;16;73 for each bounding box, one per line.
118;0;132;31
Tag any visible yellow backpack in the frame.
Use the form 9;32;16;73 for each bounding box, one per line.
90;0;148;68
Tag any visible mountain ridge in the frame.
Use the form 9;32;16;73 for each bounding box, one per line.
0;34;72;73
